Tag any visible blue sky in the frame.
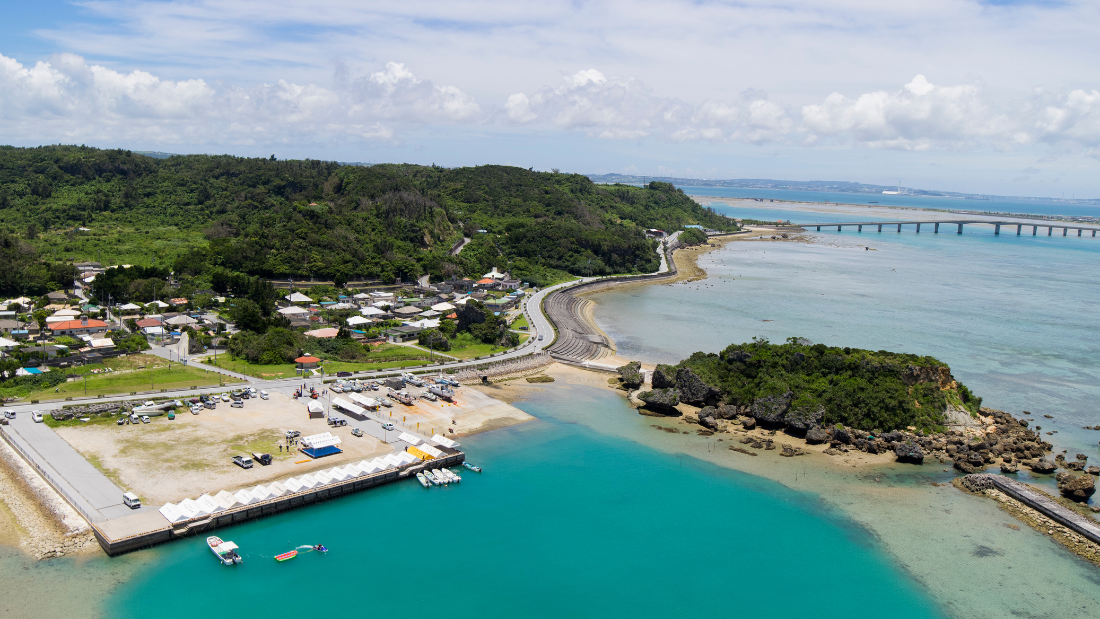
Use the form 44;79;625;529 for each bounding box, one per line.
2;0;1099;197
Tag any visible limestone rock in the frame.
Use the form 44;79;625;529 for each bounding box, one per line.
1056;472;1096;502
784;404;824;431
651;364;677;389
726;349;753;364
1087;466;1100;476
714;404;738;420
751;390;792;425
832;428;851;444
638;388;680;412
805;426;828;445
618;361;644;389
675;368;721;406
698;407;718;430
894;438;925;464
1000;461;1019;473
740;416;756;430
1029;459;1057;474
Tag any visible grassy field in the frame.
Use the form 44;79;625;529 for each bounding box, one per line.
448;341;505;360
509;314;529;330
32;225;207;268
2;354;239;402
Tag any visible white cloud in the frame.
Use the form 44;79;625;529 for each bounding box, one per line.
0;53;478;146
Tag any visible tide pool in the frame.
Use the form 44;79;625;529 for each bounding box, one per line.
105;387;943;619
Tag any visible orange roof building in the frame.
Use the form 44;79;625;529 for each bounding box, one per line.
48;318;108;335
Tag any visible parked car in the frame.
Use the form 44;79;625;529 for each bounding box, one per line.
190;404;203;414
189;397;202;405
336;371;353;377
519;326;528;331
122;492;142;509
140;415;150;424
31;411;44;423
259;390;269;400
116;418;125;425
220;394;230;402
381;422;396;431
285;430;301;439
328;417;347;427
232;455;253;469
230;400;243;408
351;427;363;437
204;400;216;409
230;391;243;399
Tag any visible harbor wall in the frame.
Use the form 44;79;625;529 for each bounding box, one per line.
962;474;1100;545
93;452;465;556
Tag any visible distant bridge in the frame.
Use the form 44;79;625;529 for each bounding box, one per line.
796;220;1100;237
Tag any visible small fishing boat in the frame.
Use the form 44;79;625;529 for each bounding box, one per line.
416;472;430;488
442;468;461;483
463;462;482;473
208;536;242;565
431;468;449;485
423;470;442;486
274;550;298;562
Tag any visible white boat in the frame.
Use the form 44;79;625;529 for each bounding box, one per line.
208;536;242;565
423;470;442;486
442;468;461;483
431;468;449;485
416;472;430;488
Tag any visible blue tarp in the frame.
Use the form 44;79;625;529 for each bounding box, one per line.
302;446;343;459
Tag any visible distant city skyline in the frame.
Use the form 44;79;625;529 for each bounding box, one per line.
2;1;1100;199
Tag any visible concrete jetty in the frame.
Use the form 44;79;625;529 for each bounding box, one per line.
962;473;1100;545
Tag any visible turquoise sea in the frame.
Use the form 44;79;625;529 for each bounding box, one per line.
4;198;1100;618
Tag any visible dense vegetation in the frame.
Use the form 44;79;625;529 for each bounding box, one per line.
0;145;737;295
671;338;981;432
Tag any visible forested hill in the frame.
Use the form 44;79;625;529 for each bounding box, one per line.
0;145;736;295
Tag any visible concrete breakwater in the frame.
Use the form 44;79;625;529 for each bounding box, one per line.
93;451;465;556
961;473;1100;546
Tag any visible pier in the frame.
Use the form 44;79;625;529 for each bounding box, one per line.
798;220;1100;237
962;474;1100;545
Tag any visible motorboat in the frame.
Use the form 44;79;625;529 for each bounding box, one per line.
441;468;461;483
416;472;431;488
208;536;242;565
431;468;449;485
462;462;482;473
423;470;442;486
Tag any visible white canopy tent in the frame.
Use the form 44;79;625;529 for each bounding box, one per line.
332;397;366;417
302;432;342;450
328;467;350;481
176;499;200;519
414;443;443;459
234;489;257;505
297;474;319;489
397;451;419;464
250;486;272;501
213;490;240;511
398;432;421;446
267;481;288;497
159;503;187;523
358;460;379;475
196;494;224;514
347;393;379;409
431;434;458;449
383;454;404;468
283;478;304;493
313;470;334;485
372;457;393;471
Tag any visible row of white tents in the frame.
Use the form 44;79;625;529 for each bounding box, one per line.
158;451;422;524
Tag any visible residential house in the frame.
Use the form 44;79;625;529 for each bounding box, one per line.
303;327;340;338
0;319;23;334
392;306;422;318
49;317;108;337
46;291;69;303
383;325;423;343
294;355;321;370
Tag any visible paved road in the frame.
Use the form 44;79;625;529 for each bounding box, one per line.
2;415;137;522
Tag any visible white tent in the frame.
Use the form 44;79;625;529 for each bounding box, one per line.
213;490;240;511
176;499;200;519
313;470;334;485
328;467;350;481
278;305;310;315
383;454;404;468
346;315;371;326
283;478;304;493
345;463;365;477
360;307;386;316
347;393;378;409
397;451;419;465
196;494;224;514
430;302;456;312
234;489;257;505
431;434;458;448
398;432;421;446
302;432;342;450
159;503;187;524
251;485;272;501
297;474;319;489
285;292;312;303
371;457;393;471
332;397;366;417
267;481;288;497
358;460;379;475
306;401;324;416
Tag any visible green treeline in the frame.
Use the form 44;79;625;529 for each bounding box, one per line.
675;338;981;432
0;145;737;294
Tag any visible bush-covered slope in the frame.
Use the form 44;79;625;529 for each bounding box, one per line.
668;338;981;432
0;145;736;293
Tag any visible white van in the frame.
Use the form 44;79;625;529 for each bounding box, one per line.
122;492;141;509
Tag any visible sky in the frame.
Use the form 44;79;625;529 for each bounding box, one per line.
2;0;1099;197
